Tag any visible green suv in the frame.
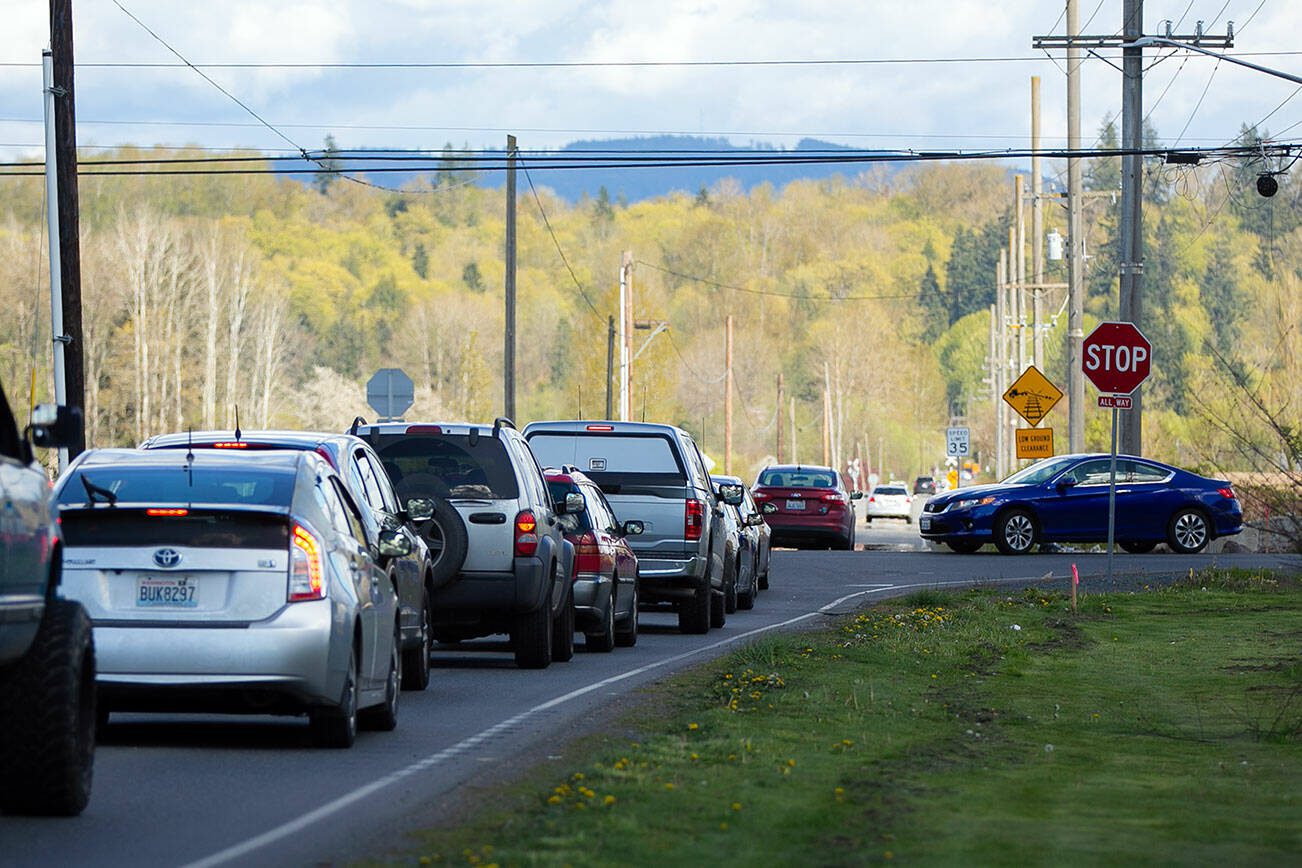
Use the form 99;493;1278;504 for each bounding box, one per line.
0;383;92;815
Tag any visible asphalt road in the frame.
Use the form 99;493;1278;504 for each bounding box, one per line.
3;522;1296;868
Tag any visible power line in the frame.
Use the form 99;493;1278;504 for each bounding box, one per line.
519;161;603;320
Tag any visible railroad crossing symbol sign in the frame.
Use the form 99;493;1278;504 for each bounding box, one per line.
366;368;415;421
1003;365;1063;427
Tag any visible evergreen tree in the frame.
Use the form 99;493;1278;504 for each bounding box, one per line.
313;134;341;195
918;261;944;340
1086;118;1120;192
412;243;428;280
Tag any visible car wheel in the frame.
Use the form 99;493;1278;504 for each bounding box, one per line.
1119;540;1157;554
710;587;727;629
311;648;358;749
512;568;555;669
737;572;756;611
758;565;769;591
1167;509;1210;554
0;599;96;816
551;580;576;663
678;582;712;634
615;582;638;648
360;628;401;732
400;592;432;691
946;540;983;554
841;531;856;550
994;509;1038;555
418;495;469;586
587;581;616;653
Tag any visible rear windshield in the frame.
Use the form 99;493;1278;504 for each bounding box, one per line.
875;486;907;496
58;466;296;508
61;510;289;549
527;432;686;488
756;468;838;489
369;434;519;500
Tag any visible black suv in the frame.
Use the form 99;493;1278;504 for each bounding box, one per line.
0;386;92;816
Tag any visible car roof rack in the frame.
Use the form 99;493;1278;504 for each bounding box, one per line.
493;416;515;436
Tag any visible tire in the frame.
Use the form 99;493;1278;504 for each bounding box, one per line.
400;592;432;691
360;629;401;732
710;588;727;629
737;572;756;611
416;495;469;586
994;509;1038;555
551;580;575;663
758;566;769;591
310;649;358;749
586;580;616;653
946;540;983;554
614;582;638;648
841;531;856;550
678;584;711;634
1120;540;1157;554
512;591;554;670
0;600;96;816
1167;509;1210;554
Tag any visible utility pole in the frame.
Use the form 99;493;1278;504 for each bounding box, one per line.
49;0;85;458
789;397;797;465
1117;0;1144;456
618;251;632;421
503;134;517;421
605;314;614;420
822;362;832;467
995;256;1007;479
1033;3;1234;456
988;302;999;478
42;52;68;470
775;372;784;462
1030;75;1045;369
724;315;733;475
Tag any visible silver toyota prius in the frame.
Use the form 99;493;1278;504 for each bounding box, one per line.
54;448;408;748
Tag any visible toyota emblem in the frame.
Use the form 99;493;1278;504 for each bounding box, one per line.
153;548;182;568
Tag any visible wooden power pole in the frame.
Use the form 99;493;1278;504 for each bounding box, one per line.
724;315;733;475
775;372;784;462
49;0;85;457
605;314;614;420
503;134;517;421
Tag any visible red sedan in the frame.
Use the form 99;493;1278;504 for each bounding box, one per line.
752;464;862;550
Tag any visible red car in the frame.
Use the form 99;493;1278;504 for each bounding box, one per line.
752;464;862;550
544;468;642;650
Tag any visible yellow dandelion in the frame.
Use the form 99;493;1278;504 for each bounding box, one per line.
688;723;699;731
665;783;675;791
834;787;845;796
547;795;562;805
603;795;617;807
731;802;742;811
690;753;699;761
719;822;729;831
786;758;797;767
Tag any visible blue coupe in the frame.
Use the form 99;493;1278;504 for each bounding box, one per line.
918;454;1242;555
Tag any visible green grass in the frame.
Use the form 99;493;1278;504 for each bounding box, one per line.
387;569;1302;867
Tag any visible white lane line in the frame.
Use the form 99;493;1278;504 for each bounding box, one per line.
184;573;1049;868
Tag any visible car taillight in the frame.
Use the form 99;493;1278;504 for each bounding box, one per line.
146;508;189;517
586;424;614;431
1217;487;1236;500
868;495;876;503
514;510;539;557
212;441;248;449
315;445;338;470
751;491;769;500
685;499;705;541
289;524;325;602
822;492;845;503
573;531;601;574
405;425;443;434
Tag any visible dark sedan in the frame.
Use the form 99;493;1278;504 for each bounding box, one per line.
918;453;1242;555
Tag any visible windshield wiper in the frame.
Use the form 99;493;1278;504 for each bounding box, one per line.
81;475;118;507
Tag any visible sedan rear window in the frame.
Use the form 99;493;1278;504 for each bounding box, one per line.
527;433;686;488
57;466;296;508
370;434;519;500
874;486;907;496
757;469;837;488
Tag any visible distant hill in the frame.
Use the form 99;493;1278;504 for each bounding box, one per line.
290;136;903;202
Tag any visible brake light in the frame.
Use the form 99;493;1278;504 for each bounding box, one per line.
405;425;443;434
868;495;876;503
586;424;614;431
573;531;601;574
289;524;325;602
315;446;338;470
1217;487;1236;500
212;441;248;449
685;499;705;541
751;491;769;500
822;492;845;503
146;508;189;517
514;510;539;557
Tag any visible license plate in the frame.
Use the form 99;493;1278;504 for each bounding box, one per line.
920;516;932;530
786;499;806;511
137;576;199;608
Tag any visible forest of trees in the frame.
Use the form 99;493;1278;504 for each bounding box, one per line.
0;123;1296;486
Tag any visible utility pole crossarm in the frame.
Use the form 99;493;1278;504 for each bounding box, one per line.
1127;37;1302;86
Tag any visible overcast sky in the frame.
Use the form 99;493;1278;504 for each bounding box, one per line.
2;1;1299;167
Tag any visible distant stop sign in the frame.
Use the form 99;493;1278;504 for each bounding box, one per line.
1082;321;1151;395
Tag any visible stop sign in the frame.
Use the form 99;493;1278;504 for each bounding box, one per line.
1082;321;1151;395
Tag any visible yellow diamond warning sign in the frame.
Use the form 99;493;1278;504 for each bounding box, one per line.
1016;427;1055;459
1003;365;1063;427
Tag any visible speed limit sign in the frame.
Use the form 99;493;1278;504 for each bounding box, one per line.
946;427;970;457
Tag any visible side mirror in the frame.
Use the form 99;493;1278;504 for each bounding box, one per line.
850;490;864;500
718;483;744;506
761;502;778;514
28;404;82;450
622;520;644;536
560;491;586;515
406;498;435;522
1056;478;1077;491
377;527;413;558
745;513;765;527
